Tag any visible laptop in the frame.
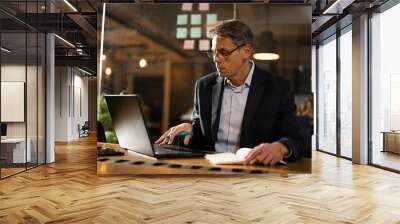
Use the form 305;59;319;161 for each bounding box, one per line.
105;94;209;158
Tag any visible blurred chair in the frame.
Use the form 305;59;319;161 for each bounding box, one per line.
97;121;107;142
79;121;90;138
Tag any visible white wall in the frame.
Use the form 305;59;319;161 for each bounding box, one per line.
55;67;69;141
54;67;89;141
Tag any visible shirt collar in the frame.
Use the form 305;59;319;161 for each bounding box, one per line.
244;60;255;87
224;60;255;89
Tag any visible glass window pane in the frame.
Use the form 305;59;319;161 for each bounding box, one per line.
27;31;38;168
1;0;46;179
190;14;201;25
38;33;45;165
371;3;400;171
176;28;187;39
317;36;337;154
340;28;352;158
190;27;201;39
177;14;188;25
1;30;28;177
206;14;217;25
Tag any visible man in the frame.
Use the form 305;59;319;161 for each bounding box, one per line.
155;20;304;165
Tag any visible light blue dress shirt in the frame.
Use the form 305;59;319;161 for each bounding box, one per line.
214;61;255;153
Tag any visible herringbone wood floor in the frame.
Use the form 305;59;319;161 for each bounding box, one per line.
1;136;400;223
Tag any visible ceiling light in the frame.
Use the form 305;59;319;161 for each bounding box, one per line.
54;34;75;48
1;47;11;53
139;58;147;68
78;67;93;76
101;54;106;61
105;67;112;76
253;53;280;61
322;0;354;15
63;0;78;12
253;31;280;61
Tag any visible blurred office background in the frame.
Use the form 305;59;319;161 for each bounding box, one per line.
0;1;97;179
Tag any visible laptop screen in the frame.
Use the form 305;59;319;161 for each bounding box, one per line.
104;95;155;157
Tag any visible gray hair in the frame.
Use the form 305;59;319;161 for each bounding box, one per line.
209;20;254;47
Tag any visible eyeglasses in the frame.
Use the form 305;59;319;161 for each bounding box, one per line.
206;44;246;59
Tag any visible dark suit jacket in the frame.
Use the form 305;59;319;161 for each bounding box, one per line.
188;65;305;162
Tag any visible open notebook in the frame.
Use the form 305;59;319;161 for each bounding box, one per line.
205;148;287;165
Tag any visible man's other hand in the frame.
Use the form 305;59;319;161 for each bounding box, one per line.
243;142;288;165
155;123;193;145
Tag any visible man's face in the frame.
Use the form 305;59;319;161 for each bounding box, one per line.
211;35;250;78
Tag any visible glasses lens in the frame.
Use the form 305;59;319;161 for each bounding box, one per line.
219;51;229;57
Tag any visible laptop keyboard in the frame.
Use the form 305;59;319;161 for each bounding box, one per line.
153;144;205;156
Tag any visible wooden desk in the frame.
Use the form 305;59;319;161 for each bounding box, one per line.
97;143;311;176
1;138;32;164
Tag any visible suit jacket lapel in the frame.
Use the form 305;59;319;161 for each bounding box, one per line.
211;76;224;142
199;73;222;144
240;66;267;144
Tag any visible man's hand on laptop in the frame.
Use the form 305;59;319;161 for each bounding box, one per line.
155;123;193;145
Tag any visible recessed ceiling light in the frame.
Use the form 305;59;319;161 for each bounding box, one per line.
1;47;11;53
139;58;147;68
78;67;93;76
322;0;354;15
54;34;75;48
63;0;78;12
105;67;112;76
